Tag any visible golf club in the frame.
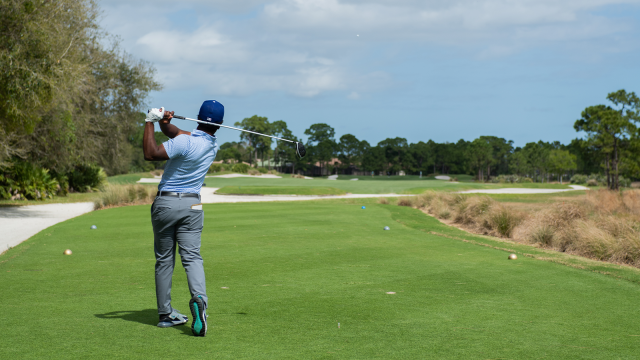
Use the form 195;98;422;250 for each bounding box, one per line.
172;115;306;159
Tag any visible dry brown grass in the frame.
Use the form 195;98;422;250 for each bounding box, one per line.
377;198;389;205
410;189;640;268
413;191;525;237
397;197;413;207
94;184;156;210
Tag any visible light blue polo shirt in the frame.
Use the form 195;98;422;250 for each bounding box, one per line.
158;130;218;194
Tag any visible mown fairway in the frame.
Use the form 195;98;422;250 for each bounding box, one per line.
2;199;640;359
202;176;572;194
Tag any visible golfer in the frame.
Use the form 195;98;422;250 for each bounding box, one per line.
143;100;223;337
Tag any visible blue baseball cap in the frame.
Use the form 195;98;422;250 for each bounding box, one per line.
197;100;224;124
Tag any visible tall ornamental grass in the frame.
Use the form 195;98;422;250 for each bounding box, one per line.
94;184;156;210
405;189;640;267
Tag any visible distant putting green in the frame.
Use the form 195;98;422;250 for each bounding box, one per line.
2;199;640;358
215;186;347;196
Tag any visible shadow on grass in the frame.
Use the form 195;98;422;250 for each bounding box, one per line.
95;309;194;335
95;309;158;326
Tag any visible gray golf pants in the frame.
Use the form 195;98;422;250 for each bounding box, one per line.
151;194;208;315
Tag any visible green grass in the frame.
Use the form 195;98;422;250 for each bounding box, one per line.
2;199;640;358
330;174;473;182
215;186;347;196
0;192;99;206
204;176;575;194
107;172;155;185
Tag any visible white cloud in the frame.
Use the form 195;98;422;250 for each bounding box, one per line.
99;0;640;96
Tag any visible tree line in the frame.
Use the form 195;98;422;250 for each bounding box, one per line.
1;1;638;196
222;90;639;190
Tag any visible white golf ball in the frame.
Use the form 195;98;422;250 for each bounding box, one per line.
384;226;390;230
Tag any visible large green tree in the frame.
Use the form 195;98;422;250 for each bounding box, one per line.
0;0;160;174
235;115;272;167
547;149;577;184
338;134;366;172
574;90;640;189
304;123;336;175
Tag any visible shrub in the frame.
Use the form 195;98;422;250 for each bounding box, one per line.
397;198;413;207
209;164;222;173
258;167;268;174
53;173;69;196
587;179;598;187
377;198;389;205
232;163;250;173
619;176;631;188
292;174;306;179
248;169;260;175
0;173;11;199
521;177;533;183
68;163;106;192
489;208;522;237
493;175;520;184
94;184;156;210
2;161;59;200
571;174;588;184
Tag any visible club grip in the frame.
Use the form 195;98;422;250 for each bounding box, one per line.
173;115;185;120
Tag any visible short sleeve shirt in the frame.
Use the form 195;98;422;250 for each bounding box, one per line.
158;130;218;194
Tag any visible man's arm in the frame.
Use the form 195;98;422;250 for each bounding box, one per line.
143;112;170;161
159;110;191;139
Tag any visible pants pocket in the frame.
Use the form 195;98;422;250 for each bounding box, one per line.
186;209;204;231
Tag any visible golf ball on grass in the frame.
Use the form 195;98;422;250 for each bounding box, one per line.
508;253;517;260
90;225;97;229
384;226;390;230
63;249;72;255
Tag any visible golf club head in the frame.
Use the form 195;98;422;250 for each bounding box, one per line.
296;142;306;159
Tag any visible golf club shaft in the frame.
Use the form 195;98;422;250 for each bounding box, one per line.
173;115;296;144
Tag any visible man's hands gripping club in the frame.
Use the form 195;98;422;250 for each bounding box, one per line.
146;107;165;123
143;109;172;161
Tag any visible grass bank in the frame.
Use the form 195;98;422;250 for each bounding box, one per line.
0;191;99;206
2;199;640;358
399;189;640;268
215;186;347;196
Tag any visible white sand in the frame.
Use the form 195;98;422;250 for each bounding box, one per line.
199;187;407;204
435;175;451;180
0;202;94;252
206;174;282;179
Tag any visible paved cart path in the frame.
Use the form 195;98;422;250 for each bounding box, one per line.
0;202;95;253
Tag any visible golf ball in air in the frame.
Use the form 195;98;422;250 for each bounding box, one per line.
362;206;366;209
63;249;72;255
508;253;517;260
90;225;97;229
384;226;390;230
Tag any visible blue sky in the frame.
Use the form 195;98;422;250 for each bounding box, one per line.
99;0;640;147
